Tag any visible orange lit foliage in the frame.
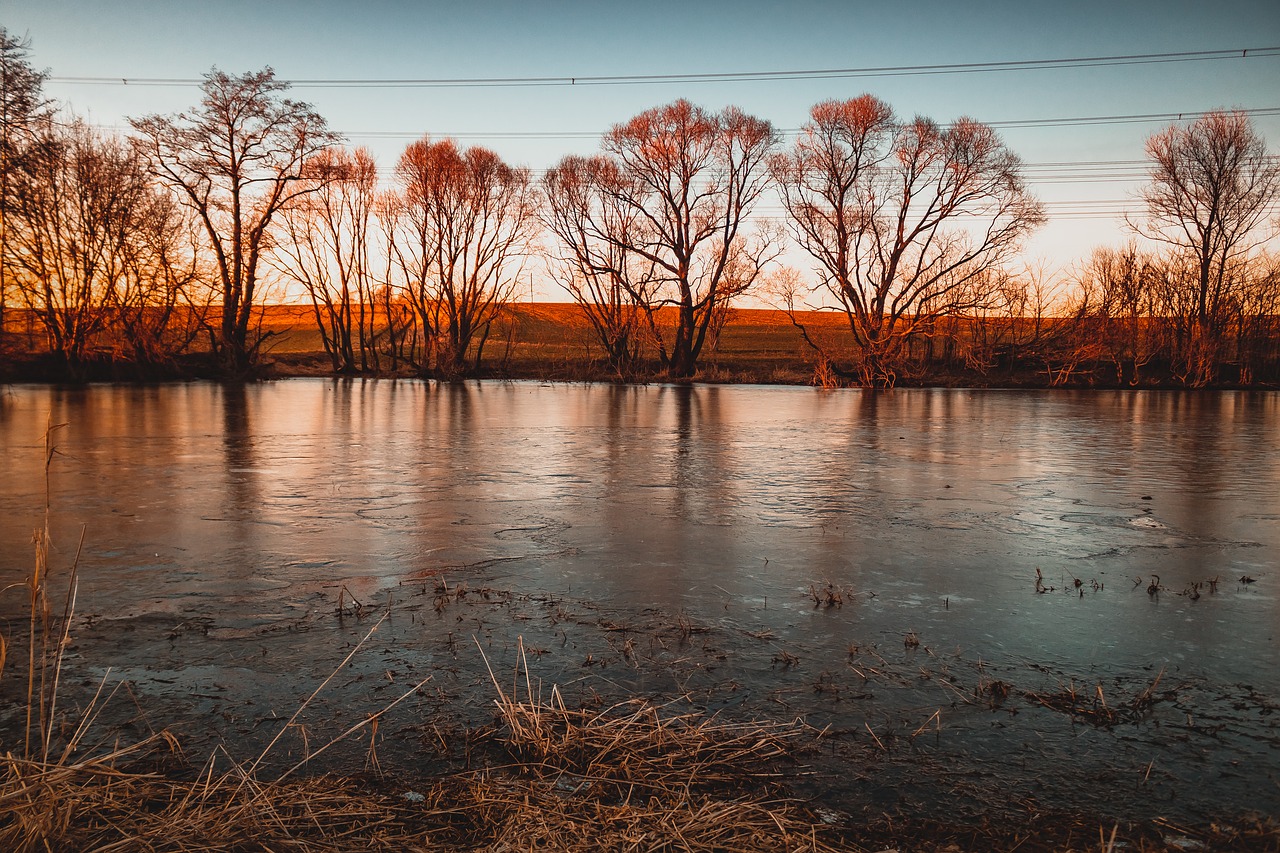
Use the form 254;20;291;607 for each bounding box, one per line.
387;138;537;376
4;120;202;375
772;95;1045;387
275;147;382;373
590;100;778;378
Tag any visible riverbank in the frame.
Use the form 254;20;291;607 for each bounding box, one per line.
7;732;1275;852
6;346;1275;390
4;580;1277;853
5;577;1278;853
3;304;1277;388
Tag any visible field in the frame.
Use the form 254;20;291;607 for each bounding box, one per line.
260;303;874;384
5;301;1278;387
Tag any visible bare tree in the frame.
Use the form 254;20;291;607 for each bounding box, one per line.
0;28;50;351
1230;252;1280;383
593;100;778;378
273;147;381;373
371;191;420;371
772;96;1044;386
542;154;658;375
7;121;139;372
1135;110;1280;385
367;190;419;372
109;191;207;366
387;137;538;376
5;120;199;375
1075;244;1168;385
130;68;339;375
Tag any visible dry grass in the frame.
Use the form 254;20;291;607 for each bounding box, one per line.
428;774;843;852
465;639;845;852
0;643;847;852
7;747;1277;853
2;748;412;852
1024;669;1168;728
0;759;845;852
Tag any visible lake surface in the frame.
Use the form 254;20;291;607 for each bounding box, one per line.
1;381;1277;825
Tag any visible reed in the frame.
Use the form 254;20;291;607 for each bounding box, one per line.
1025;668;1168;728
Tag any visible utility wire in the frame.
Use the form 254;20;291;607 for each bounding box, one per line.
87;108;1280;152
73;105;1279;219
338;107;1280;142
48;47;1280;88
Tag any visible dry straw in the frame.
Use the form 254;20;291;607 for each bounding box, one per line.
0;630;844;852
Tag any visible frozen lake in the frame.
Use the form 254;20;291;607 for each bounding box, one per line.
1;380;1276;824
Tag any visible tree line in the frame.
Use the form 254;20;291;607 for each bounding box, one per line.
2;30;1278;386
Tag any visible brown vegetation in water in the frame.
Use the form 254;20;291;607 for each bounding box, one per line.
4;636;1278;852
6;608;1278;852
0;534;839;853
4;589;1280;851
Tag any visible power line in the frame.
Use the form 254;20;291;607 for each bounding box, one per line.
70;108;1279;218
47;47;1280;88
84;107;1280;167
985;107;1280;129
337;107;1280;143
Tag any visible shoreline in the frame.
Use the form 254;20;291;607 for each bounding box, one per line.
4;576;1277;853
5;574;1278;853
4;302;1278;389
3;348;1279;391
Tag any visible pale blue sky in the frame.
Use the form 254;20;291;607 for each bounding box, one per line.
5;0;1279;290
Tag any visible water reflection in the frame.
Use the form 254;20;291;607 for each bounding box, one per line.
219;384;257;536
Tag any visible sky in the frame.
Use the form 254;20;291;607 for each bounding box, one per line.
4;0;1279;300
